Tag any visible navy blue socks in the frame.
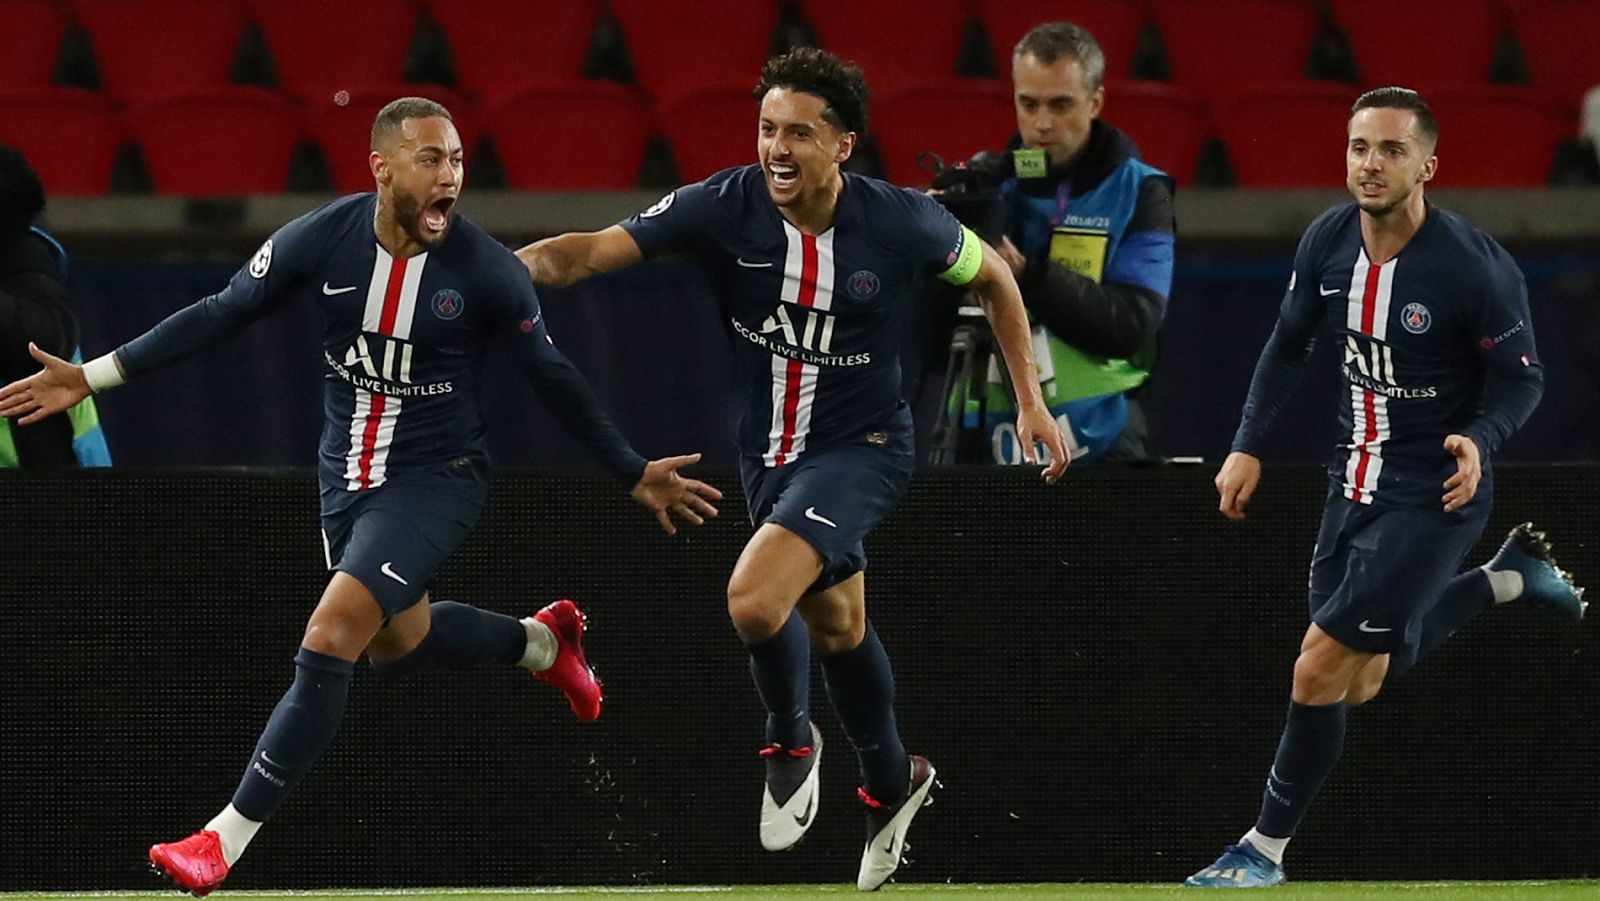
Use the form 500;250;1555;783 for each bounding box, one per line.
1254;700;1348;839
370;600;527;677
1389;570;1495;678
820;622;910;804
230;647;354;822
746;611;813;749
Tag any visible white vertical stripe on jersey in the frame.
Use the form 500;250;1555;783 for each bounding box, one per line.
344;389;373;490
765;355;790;467
1343;248;1370;502
1344;248;1370;331
361;250;393;333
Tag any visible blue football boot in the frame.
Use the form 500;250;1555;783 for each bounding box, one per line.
1489;523;1587;622
1185;841;1286;888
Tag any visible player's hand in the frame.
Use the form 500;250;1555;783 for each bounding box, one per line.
1442;434;1482;513
631;453;723;535
0;343;91;425
997;237;1028;277
1016;405;1069;484
1215;451;1262;521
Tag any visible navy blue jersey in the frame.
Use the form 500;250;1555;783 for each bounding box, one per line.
1233;202;1543;510
116;194;644;492
620;165;978;466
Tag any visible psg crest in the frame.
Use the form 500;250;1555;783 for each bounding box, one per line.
431;288;464;320
1401;302;1431;334
847;270;880;300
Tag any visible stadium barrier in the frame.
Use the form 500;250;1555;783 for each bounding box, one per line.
2;465;1595;889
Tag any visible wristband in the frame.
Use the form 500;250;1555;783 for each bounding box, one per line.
82;353;126;393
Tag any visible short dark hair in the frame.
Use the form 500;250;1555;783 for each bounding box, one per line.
0;144;46;243
1013;22;1106;91
1351;87;1439;150
754;47;870;136
371;97;454;151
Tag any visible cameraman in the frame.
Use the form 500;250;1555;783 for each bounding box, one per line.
0;145;111;467
938;22;1174;463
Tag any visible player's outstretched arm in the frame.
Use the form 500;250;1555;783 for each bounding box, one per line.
630;453;724;536
515;225;644;288
0;342;97;424
1215;451;1262;521
970;238;1070;483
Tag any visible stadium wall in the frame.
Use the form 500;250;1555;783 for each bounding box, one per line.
67;252;1600;469
2;466;1595;890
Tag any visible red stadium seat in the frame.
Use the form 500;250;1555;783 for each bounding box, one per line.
308;85;471;193
1217;82;1356;187
798;0;971;96
129;88;301;195
1426;87;1559;186
0;0;67;89
658;83;761;183
611;0;778;104
248;0;418;102
1332;0;1500;88
74;0;247;102
874;80;1018;187
0;89;120;196
424;0;598;100
485;82;649;190
1512;0;1600;113
1151;0;1320;104
975;0;1150;81
1105;81;1211;186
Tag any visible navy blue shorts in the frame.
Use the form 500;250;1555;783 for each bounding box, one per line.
740;436;914;593
320;457;489;617
1307;489;1490;655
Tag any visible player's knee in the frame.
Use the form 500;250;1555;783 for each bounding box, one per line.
1291;647;1355;704
301;611;373;660
726;584;786;642
803;608;864;655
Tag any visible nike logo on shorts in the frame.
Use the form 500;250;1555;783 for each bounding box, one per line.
804;506;838;528
322;282;360;295
1358;620;1392;633
380;561;409;585
737;258;773;268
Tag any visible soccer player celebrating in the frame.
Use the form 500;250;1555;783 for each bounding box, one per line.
0;97;721;897
1185;88;1586;888
517;49;1069;890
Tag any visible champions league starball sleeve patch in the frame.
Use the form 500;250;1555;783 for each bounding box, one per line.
937;226;983;286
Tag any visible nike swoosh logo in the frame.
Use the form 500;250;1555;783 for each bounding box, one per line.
737;258;773;268
323;282;359;295
380;561;409;585
1319;285;1341;296
261;751;282;767
1358;620;1392;633
1269;766;1295;786
793;793;815;827
803;507;838;528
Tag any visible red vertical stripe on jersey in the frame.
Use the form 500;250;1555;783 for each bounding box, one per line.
774;234;818;466
357;257;409;488
1349;260;1384;503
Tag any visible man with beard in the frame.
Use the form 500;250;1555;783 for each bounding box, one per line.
516;49;1069;890
0;97;721;897
1185;87;1585;888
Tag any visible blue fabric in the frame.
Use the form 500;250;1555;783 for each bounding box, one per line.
820;622;910;803
1255;701;1347;839
746;611;813;749
369;600;526;677
230;647;355;822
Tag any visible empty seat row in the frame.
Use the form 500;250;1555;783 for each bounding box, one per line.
0;81;1567;196
2;0;1594;113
